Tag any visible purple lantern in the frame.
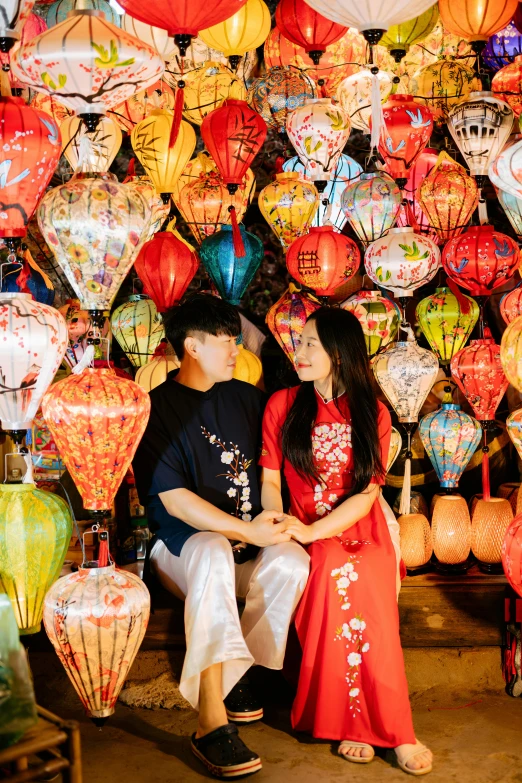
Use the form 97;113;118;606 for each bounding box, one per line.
484;21;522;70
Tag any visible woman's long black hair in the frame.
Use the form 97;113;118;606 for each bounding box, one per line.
281;307;385;496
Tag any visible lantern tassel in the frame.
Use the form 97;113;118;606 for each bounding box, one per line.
405;200;420;233
229;205;246;258
482;429;491;502
15;259;32;296
98;532;109;568
446;276;471;315
72;344;95;375
370;70;385;152
23;248;53;291
169;83;184;148
478;193;488;225
126;157;136;181
399;431;412;516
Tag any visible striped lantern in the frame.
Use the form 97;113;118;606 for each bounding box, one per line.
275;0;348;64
135;355;180;392
439;0;518;43
266;284;320;366
418;151;479;243
111;295;165;369
120;13;176;57
500;284;522;324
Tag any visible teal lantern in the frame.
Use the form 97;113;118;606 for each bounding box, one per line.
46;0;121;26
199;225;264;306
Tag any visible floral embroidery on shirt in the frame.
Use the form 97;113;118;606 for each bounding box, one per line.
201;427;253;521
312;422;351;517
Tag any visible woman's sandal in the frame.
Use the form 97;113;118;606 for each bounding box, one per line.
191;723;262;779
338;741;375;764
396;744;433;776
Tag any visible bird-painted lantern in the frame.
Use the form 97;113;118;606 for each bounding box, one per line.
341;172;401;246
364;226;440;297
258;172;319;250
376;94;434;189
442;225;519;297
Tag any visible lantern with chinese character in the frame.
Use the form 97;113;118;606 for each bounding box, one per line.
266;283;320;365
247;66;315;134
131;110;196;196
364;226;440;297
61;115;122;173
418;151;479;243
182;63;246;126
134;230;200;311
416;286;479;366
199;0;270;70
199;224;263;305
341;172;401;246
336;69;393;133
341;289;400;356
259;172;319;250
410;59;481;122
483;22;522;69
442;225;519;297
286;225;360;296
380;4;439;62
439;0;518;44
376;95;434;188
275;0;347;65
500;285;522;324
498;188;522;238
111;295;165;369
0;0;34;52
488;136;522;199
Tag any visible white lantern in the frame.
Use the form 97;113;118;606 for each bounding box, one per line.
0;0;34;51
489;137;522;200
121;14;176;58
61;115;122;172
336;68;392;132
302;0;436;36
364;226;440;297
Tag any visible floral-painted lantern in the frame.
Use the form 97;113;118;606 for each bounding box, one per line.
364;226;440;297
501;314;522;392
341;172;401;246
199;0;271;71
110;80;175;133
134;229;200;311
439;0;518;45
286;226;360;296
483;21;522;69
410;59;481;122
379;4;439;62
416;286;479;366
502;513;522;597
488;136;522;201
341;289;400;356
182;63;246;126
275;0;347;65
259;172;319;250
165;37;257;87
266;283;320;365
498;188;522;238
442;225;519;297
42;368;151;513
111;295;165;369
492;55;522;116
0;0;34;52
124;175;170;240
199;225;263;305
500;284;522;324
131;110;196;196
376;95;434;188
336;69;393;134
247;66;316;134
507;408;522;462
61;115;122;173
418;151;479;244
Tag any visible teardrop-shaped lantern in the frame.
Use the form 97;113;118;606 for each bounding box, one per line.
135;353;180;391
341;172;401;246
394;147;440;241
492;55;522;116
376;94;434;188
111;79;175;133
134;230;200;311
182;62;246;126
248;66;316;134
416;286;479;366
500;284;522;324
483;21;522;70
199;0;271;69
266;284;321;366
451;337;508;421
336;69;393;133
61;115;122;173
410;59;481;122
121;13;175;57
507;407;522;461
500;313;522;392
131;110;196;196
341;289;400;356
380;4;439;62
199;225;264;305
364;226;440;297
111;295;165;368
259;172;319;250
286;225;360;296
442;225;519;297
502;511;522;596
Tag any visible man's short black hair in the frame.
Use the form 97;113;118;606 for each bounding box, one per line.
163;294;241;359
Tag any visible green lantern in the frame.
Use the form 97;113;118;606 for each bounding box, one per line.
416;286;479;367
380;4;439;62
0;484;73;635
111;294;165;368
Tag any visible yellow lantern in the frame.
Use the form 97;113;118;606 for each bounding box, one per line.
258;172;319;250
182;63;246;126
131;109;196;196
199;0;271;71
135;354;180;391
411;59;482;122
380;4;439;62
233;344;264;388
110;79;176;133
165;37;258;88
416;286;479;366
111;295;165;368
61;115;122;172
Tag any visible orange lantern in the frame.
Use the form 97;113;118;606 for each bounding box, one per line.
439;0;518;44
286;226;360;297
492;56;522;117
376;94;434;188
418;151;478;243
110;80;175;133
266;284;321;365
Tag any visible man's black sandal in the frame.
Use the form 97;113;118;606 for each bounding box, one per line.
190;723;262;779
225;680;263;724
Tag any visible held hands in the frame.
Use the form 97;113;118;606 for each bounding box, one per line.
247;509;292;547
282;515;317;545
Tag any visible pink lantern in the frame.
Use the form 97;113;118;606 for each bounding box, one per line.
395;147;439;241
500;284;522;325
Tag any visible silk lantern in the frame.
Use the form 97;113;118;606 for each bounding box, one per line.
61;115;122;173
42;368;150;514
501;313;522;391
498;188;522;238
410;59;481;122
484;21;522;69
439;0;518;43
131;109;196;196
165;36;257;86
364;226;440;297
276;0;347;64
341;172;401;245
376;95;434;188
233;343;263;387
492;55;522;116
44;558;150;722
0;483;72;634
507;408;522;461
472;497;513;572
501;284;522;324
416;286;479;366
380;4;439;61
398;513;433;569
199;0;270;70
418;151;479;243
431;494;473;569
120;14;176;58
111;295;165;368
0;96;61;244
199;224;263;305
341;289;400;355
0;293;67;434
111;80;175;133
488;136;522;199
266;283;321;365
442;225;519;297
247;66;316;134
46;0;120;27
395;149;442;242
134;229;199;311
124;176;170;240
286;225;360;296
135;354;180;392
286;98;351;188
37;172;150;315
336;69;393;134
300;0;435;38
388;426;402;471
0;0;34;52
259;172;319;250
11;9;164;129
182;63;246;126
502;512;522;596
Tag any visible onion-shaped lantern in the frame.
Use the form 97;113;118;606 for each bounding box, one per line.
500;284;522;324
134;229;200;311
341;172;401;246
266;283;320;366
410;59;481;122
120;13;175;57
341;289;400;356
336;69;393;133
61;115;122;173
47;0;120;27
286;225;360;296
248;66;315;134
416;286;479;366
124;176;170;240
199;224;263;305
379;4;439;62
498;188;522;238
442;225;519;297
199;0;271;70
483;21;522;70
135;353;180;392
507;408;522;462
492;55;522;116
259;172;319;250
500;313;522;392
111;295;165;369
182;62;246;126
376;94;434;188
439;0;518;44
364;226;440;297
275;0;347;65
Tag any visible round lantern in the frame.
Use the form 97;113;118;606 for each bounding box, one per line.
286;225;360;296
410;59;481;122
300;0;436;36
233;343;263;387
438;0;518;43
131;110;196;196
380;4;439;61
451;337;508;421
276;0;347;64
418;151;479;243
134;230;199;311
492;55;522;116
135;353;180;391
111;295;165;369
336;69;393;133
500;314;522;392
0;483;71;635
61;115;122;173
341;289;400;356
484;21;522;70
110;80;175;133
42;368;151;513
266;284;321;366
488;136;522;201
500;284;522;324
416;286;479;366
247;66;316;134
431;494;473;568
498;188;522;238
30;91;72;125
37;172;151;314
11;10;164;128
46;0;120;27
44;560;150;721
472;497;513;572
502;512;522;596
364;226;440;297
341;172;401;246
182;62;246;126
0;293;67;433
259;172;319;250
442;225;519;297
507;408;522;461
0;0;34;52
286;98;351;187
447;92;514;179
199;224;263;305
376;95;434;188
121;13;176;58
199;0;270;70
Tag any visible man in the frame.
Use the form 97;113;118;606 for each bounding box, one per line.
133;294;309;779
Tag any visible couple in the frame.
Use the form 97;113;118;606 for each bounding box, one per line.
133;294;433;779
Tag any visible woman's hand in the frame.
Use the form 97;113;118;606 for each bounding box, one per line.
284;515;317;545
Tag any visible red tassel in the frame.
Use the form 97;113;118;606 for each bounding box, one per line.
16;259;32;296
125;157;136;182
169;85;184;148
482;446;490;502
98;533;109;568
405;200;420;233
399;558;407;581
275;156;285;174
153;340;168;357
229;206;246;258
446;276;471;315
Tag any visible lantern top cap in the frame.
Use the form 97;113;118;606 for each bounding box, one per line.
308;225;334;233
67;9;105;19
441;403;461;411
276;172;300;181
388;227;415;234
0;293;32;301
387;94;414;101
0;483;35;493
304;98;336;106
79;563;116;575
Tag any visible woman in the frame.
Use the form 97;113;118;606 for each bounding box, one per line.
259;308;433;776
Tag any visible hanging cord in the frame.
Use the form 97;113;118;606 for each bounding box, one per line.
399;428;413;516
56;477;86;563
481;424;491;502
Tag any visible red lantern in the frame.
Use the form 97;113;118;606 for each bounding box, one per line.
0;96;61;244
451;335;508;422
376;94;434;188
492;55;522;117
133;231;200;312
266;284;321;365
442;225;519;297
395;147;439;241
275;0;347;65
501;284;522;324
286;226;360;296
502;513;522;597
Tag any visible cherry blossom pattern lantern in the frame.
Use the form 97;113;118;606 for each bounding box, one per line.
11;9;164;131
199;0;271;71
44;556;150;722
492;55;522;116
416;286;479;367
0;293;68;437
498;189;522;239
336;69;393;134
442;225;519;297
0;0;35;53
502;512;522;596
247;66;316;135
259;172;319;250
341;289;400;356
42;368;150;514
364;226;440;298
394;147;439;240
438;0;518;46
379;4;439;62
182;62;246;126
134;230;200;311
501;313;522;392
417;151;479;244
376;94;434;189
286;226;360;297
60;115;122;173
275;0;347;65
199;225;264;305
111;295;165;369
266;283;321;366
483;21;522;69
500;284;522;324
410;59;481;122
341;172;401;246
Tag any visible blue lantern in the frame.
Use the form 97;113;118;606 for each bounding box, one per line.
199;225;264;306
283;153;362;232
484;21;522;70
46;0;121;27
1;252;55;306
419;392;482;489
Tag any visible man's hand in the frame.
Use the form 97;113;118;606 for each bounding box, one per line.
244;509;292;547
284;515;317;545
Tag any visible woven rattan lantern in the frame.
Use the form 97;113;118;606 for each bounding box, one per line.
471;497;513;573
431;494;472;571
498;483;521;515
398;513;433;571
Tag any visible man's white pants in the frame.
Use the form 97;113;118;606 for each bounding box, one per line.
150;533;310;710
